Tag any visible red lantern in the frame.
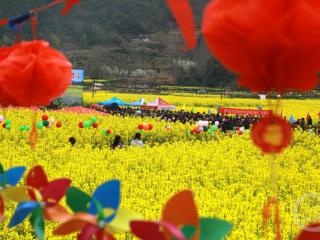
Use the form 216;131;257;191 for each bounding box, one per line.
78;122;84;129
0;40;72;107
251;115;292;154
296;223;320;240
138;124;144;130
0;47;17;107
201;0;320;92
92;122;98;129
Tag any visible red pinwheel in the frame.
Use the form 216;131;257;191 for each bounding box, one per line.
61;0;80;16
8;166;71;240
0;40;72;107
296;223;320;240
251;115;293;154
131;190;232;240
51;180;141;240
0;164;28;221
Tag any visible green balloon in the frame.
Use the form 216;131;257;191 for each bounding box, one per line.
203;126;209;132
208;130;213;135
83;121;91;128
6;124;11;130
91;116;97;123
139;130;145;134
36;121;44;129
19;126;26;131
102;129;107;135
211;125;218;131
5;119;11;125
25;126;31;131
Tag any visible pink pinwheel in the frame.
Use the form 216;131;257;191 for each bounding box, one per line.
50;180;141;240
8;165;71;240
131;190;232;240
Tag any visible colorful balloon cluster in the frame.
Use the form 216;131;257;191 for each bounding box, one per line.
79;117;99;129
102;128;112;137
1;119;11;130
189;121;218;135
138;123;153;131
0;164;236;240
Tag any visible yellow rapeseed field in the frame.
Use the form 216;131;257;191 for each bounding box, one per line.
0;93;320;239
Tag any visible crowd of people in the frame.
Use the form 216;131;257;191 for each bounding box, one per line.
84;105;320;150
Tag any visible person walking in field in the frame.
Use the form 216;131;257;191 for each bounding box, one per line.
111;135;124;150
130;133;144;148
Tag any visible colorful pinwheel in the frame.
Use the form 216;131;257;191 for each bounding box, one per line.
8;165;71;240
130;190;232;240
0;164;28;221
51;180;142;240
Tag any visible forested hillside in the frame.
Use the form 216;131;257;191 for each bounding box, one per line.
0;0;236;87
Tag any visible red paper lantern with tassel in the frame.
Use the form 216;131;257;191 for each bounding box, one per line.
202;0;320;93
0;40;72;107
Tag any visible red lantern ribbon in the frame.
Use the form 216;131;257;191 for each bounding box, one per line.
166;0;197;50
262;197;282;240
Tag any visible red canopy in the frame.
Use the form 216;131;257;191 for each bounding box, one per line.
142;97;176;111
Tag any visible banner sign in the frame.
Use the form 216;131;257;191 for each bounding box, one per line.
72;69;84;84
218;107;272;116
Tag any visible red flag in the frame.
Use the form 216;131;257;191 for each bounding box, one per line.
0;19;8;26
61;0;80;16
166;0;197;50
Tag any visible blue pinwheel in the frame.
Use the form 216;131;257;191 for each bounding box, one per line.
50;180;142;240
0;163;28;221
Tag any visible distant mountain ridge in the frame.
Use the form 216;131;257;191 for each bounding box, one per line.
0;0;236;88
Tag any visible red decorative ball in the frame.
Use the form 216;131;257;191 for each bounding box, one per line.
202;0;320;92
148;123;153;130
56;122;62;128
0;41;72;107
143;123;150;131
92;122;98;129
42;115;49;121
2;123;6;128
138;124;144;130
78;122;84;129
251;115;292;154
107;129;112;134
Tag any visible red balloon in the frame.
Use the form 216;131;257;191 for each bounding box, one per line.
0;41;72;107
2;123;6;129
251;115;292;154
202;0;320;92
42;115;49;121
56;122;62;128
138;124;144;130
92;122;98;129
78;122;84;129
107;129;112;134
143;123;150;131
148;124;153;130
